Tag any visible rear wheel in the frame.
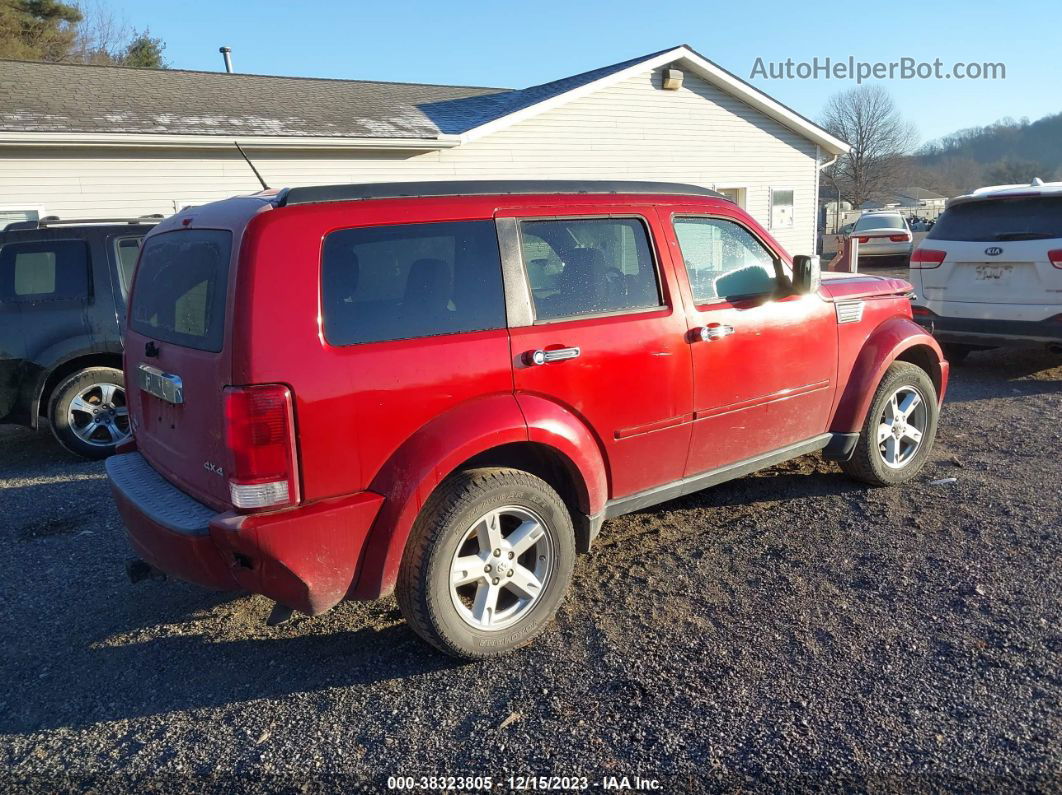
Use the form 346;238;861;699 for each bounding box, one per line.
396;468;576;659
50;367;130;459
841;362;938;486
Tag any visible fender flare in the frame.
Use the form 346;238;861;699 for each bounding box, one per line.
831;315;947;434
29;341;124;427
350;392;609;600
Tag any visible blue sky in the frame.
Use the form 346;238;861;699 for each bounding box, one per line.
106;0;1060;145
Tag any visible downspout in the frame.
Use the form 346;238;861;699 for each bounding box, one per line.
818;151;841;240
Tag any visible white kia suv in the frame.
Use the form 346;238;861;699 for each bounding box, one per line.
910;181;1062;362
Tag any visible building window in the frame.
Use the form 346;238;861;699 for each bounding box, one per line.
716;187;747;209
770;188;795;230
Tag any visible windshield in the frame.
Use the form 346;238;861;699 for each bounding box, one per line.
130;229;232;352
854;214;906;231
928;196;1062;242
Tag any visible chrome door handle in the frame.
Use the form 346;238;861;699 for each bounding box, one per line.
696;324;734;342
525;346;581;365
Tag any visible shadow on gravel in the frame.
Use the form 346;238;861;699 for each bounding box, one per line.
943;348;1062;404
618;469;864;525
1;601;459;734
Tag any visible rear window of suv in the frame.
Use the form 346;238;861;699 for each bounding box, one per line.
854;214;906;231
321;220;505;346
130;229;232;352
928;197;1062;242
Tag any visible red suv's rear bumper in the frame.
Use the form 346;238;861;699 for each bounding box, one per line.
106;452;384;615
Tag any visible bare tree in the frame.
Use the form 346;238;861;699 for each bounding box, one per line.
68;0;167;67
68;0;128;64
821;85;917;207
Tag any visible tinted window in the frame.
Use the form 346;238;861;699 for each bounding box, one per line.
928;197;1062;242
854;214;906;231
0;240;89;302
130;229;232;352
519;218;661;321
321;220;505;346
674;218;779;302
114;236;143;298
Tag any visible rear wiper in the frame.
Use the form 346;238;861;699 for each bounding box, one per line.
994;232;1055;240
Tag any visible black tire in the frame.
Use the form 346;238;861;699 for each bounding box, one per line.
840;361;938;486
396;467;576;660
49;366;130;459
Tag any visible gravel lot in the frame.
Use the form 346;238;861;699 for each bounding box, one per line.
1;342;1059;791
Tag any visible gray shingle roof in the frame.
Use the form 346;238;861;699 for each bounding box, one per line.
0;51;672;140
0;60;508;139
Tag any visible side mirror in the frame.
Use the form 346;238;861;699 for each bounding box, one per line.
792;255;821;294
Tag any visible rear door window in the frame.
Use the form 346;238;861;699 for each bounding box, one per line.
518;217;661;322
130;229;232;352
928;197;1062;242
0;240;90;302
321;220;505;346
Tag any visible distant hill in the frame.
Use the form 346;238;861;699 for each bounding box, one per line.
903;112;1062;196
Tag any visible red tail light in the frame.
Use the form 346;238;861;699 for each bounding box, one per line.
224;384;299;511
857;236;870;244
889;234;910;242
910;248;947;268
1049;249;1062;268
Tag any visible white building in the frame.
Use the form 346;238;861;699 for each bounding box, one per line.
0;45;848;256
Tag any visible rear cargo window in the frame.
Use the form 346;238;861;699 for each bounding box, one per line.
0;240;90;302
130;229;232;352
928;197;1062;242
321;220;505;346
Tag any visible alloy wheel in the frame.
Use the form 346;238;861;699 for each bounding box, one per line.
68;382;130;447
876;385;928;469
448;506;554;631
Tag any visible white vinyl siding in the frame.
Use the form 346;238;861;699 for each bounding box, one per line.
0;66;820;255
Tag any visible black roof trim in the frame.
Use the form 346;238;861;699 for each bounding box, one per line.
277;180;728;207
4;217;161;231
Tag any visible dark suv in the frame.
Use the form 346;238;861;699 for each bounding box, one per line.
0;217;158;458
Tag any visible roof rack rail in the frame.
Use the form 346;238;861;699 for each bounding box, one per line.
4;215;164;232
277;180;728;207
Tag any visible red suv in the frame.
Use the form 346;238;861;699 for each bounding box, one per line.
106;181;948;658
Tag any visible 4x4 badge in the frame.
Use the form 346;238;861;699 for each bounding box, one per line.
984;247;1003;256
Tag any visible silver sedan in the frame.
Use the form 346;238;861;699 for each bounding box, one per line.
850;212;914;261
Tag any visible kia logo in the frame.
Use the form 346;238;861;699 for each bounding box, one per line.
984;247;1003;256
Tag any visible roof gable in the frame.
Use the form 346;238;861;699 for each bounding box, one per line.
450;45;849;155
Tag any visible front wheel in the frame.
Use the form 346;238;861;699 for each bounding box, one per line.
840;361;938;486
50;366;130;459
396;468;576;659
